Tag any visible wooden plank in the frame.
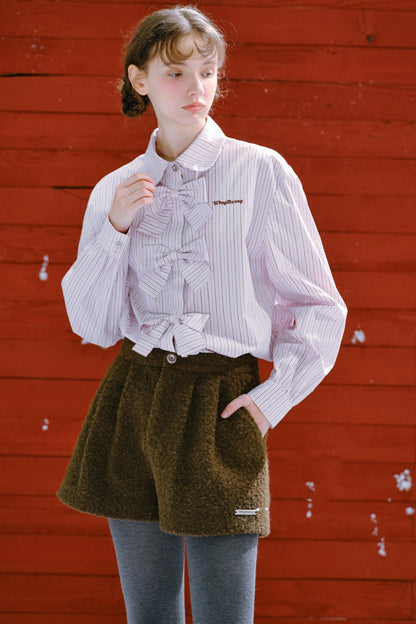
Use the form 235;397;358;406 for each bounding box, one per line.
0;494;110;536
0;338;414;385
2;495;412;541
2;77;416;122
270;500;414;540
2;533;416;580
0;187;89;226
2;264;415;309
2;187;415;234
0;576;412;620
1;380;414;427
0;263;66;303
1;455;414;502
3;393;414;461
254;579;412;619
290;385;416;425
338;271;416;310
1;226;416;271
2;303;414;347
259;540;416;580
0;617;127;624
17;0;416;8
3;4;416;48
310;194;416;234
2;150;415;195
2;38;416;85
0;573;123;614
3;112;416;159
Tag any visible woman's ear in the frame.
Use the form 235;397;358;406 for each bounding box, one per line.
128;64;148;96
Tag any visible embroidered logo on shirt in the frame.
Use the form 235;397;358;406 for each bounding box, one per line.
213;199;243;206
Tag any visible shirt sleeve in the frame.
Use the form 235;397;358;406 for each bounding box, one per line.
247;163;347;428
61;184;131;347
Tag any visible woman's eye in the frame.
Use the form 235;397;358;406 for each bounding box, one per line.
168;72;181;78
202;71;213;77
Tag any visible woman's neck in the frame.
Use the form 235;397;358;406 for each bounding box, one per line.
155;118;207;161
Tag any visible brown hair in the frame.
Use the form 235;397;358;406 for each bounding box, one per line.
120;5;226;118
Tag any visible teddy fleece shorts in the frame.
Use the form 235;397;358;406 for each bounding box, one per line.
57;338;270;537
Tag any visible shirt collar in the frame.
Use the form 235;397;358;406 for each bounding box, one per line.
142;116;226;185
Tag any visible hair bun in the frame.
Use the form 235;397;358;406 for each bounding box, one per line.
120;79;148;118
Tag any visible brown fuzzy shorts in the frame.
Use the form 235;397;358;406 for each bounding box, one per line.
57;338;270;537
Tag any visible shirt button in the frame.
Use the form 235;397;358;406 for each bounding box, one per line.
172;163;179;172
115;241;123;248
166;353;177;364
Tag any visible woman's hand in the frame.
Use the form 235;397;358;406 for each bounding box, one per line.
221;394;270;437
109;173;156;233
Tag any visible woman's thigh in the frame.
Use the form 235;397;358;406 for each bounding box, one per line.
108;518;186;624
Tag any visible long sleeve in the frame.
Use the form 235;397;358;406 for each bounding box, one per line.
61;185;131;347
247;164;347;428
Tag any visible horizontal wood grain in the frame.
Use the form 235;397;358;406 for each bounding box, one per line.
1;379;414;426
2;495;413;541
1;225;415;270
3;400;414;461
1;187;415;234
0;574;411;619
2;38;416;85
3;3;416;47
0;338;413;385
3;112;415;159
10;0;414;7
3;77;416;122
1;455;414;501
2;150;415;195
2;533;416;581
254;578;412;618
2;302;414;347
2;264;415;309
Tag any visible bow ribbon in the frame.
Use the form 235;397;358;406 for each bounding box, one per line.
138;178;212;238
132;313;209;356
139;237;210;298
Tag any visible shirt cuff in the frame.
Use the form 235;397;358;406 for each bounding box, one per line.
247;378;293;429
97;217;130;259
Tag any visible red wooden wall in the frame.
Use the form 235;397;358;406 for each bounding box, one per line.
1;0;415;622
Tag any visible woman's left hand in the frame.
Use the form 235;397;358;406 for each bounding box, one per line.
221;394;270;437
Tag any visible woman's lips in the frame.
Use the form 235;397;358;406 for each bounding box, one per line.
182;103;204;112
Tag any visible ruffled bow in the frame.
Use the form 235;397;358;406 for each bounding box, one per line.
138;177;211;238
132;312;209;356
139;237;210;298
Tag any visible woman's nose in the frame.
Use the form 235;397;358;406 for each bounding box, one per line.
187;74;203;96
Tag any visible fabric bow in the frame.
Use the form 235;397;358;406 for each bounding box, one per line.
139;237;210;298
132;312;209;356
138;178;212;238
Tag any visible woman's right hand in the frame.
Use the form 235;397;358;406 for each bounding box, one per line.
109;173;156;233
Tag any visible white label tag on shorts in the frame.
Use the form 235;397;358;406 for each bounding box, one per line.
235;507;261;516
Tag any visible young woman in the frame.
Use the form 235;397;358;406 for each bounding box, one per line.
57;5;347;623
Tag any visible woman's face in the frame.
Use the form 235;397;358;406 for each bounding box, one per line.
129;35;218;132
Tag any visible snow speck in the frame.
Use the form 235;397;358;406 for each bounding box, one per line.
351;329;366;344
39;255;49;281
306;481;315;491
405;507;415;516
370;512;378;536
377;537;386;557
394;469;412;492
42;418;50;432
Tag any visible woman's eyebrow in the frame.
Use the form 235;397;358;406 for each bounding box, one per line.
165;58;217;67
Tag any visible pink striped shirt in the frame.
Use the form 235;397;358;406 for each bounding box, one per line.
62;116;347;428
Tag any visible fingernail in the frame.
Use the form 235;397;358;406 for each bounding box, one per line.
221;411;228;418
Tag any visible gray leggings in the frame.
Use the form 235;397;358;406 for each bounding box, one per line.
108;518;259;624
